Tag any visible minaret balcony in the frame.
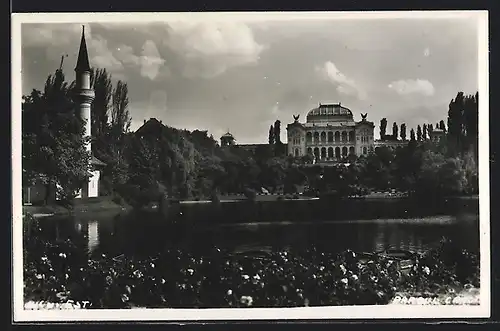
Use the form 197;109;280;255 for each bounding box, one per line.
73;89;95;103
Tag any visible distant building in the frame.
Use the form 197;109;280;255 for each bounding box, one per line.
286;103;375;162
220;132;236;147
136;118;166;140
374;139;408;151
429;128;446;143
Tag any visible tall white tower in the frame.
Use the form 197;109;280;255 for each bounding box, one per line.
73;26;100;198
73;26;94;153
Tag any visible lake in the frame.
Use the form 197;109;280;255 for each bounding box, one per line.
29;198;480;260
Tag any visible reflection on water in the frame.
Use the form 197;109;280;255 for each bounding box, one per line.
32;210;480;259
88;221;99;253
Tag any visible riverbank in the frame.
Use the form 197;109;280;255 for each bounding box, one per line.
161;195;479;225
23;194;478;215
23;196;129;218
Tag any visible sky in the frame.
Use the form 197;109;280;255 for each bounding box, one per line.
20;14;481;144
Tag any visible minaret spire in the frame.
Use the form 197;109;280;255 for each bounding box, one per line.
75;25;91;73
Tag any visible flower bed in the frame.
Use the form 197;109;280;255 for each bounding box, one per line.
23;216;479;309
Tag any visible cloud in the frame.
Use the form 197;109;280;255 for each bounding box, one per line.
89;35;124;72
114;41;167;80
22;24;166;81
139;40;166;80
164;21;264;78
388;79;435;96
22;23;85;47
316;61;366;100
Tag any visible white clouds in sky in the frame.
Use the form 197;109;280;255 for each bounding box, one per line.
388;79;435;96
90;35;124;72
22;23;84;47
22;23;166;81
316;61;366;100
165;21;265;78
139;40;166;80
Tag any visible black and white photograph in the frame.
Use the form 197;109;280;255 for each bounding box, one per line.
12;11;490;321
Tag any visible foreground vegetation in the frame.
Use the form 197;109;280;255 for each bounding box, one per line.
23;215;479;309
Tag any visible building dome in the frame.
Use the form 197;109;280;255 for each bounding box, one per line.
306;103;353;123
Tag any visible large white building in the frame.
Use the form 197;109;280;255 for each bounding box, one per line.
286;103;375;162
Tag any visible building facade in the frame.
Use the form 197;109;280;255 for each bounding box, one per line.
429;128;446;143
220;132;236;147
286;103;375;162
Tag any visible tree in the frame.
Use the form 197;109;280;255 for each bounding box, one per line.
123;135;160;206
392;122;398;140
400;123;407;141
410;128;416;141
90;68;112;140
22;68;90;203
422;124;428;140
447;92;465;155
439;120;447;132
268;124;274;145
89;75;132;196
417;125;422;141
463;92;479;161
273;120;281;144
380;118;387;140
111;80;132;141
416;150;468;199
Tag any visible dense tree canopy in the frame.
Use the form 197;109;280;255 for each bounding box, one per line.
22;68;90;203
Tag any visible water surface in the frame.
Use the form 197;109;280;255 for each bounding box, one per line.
30;208;479;260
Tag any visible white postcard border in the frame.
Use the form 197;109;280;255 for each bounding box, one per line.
11;10;490;321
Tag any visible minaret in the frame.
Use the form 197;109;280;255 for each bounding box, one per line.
73;25;95;153
73;26;95;198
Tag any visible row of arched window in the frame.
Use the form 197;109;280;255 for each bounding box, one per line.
306;130;355;144
307;146;355;159
293;146;372;158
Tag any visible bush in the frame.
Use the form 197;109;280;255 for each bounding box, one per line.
23;231;479;309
